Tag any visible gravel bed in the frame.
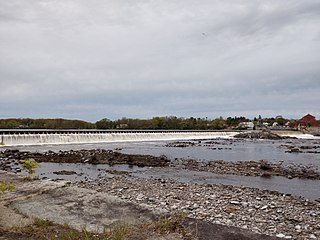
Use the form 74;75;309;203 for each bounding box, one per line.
76;176;320;240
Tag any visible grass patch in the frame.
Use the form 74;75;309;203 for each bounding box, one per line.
0;181;15;198
33;218;54;228
111;223;128;240
153;213;188;234
10;213;192;240
22;176;36;182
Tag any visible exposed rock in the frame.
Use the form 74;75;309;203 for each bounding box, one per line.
53;170;77;175
183;159;320;180
105;169;129;175
165;141;197;148
0;149;170;169
234;130;292;140
76;175;320;240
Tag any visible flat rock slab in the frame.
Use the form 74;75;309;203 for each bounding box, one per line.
10;186;157;232
0;204;32;229
184;219;278;240
1;171;284;239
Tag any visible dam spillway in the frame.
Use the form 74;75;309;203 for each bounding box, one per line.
0;129;239;146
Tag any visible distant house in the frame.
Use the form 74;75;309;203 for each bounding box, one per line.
238;122;254;129
272;122;279;128
285;121;291;128
116;123;128;129
293;114;320;129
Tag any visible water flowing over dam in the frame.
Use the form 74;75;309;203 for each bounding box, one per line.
0;129;239;146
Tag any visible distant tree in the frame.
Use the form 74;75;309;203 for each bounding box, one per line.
95;118;113;129
275;117;287;126
209;118;226;129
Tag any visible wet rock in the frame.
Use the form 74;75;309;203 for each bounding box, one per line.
260;162;273;171
165;141;196;148
183;159;320;180
0;149;170;168
286;148;303;153
105;170;129;175
53;170;77;175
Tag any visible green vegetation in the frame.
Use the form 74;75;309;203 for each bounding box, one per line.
23;218;54;234
20;159;40;175
0;118;94;129
4;214;190;240
96;116;247;130
0;181;15;198
153;213;186;234
109;223;128;240
0;115;291;130
33;218;54;228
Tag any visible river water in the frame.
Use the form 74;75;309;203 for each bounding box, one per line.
3;137;320;200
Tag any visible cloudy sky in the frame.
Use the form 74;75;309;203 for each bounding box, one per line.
0;0;319;122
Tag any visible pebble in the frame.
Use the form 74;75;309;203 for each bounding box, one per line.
295;225;301;231
76;175;320;240
276;233;286;238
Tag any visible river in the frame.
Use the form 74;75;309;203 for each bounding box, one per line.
2;136;320;200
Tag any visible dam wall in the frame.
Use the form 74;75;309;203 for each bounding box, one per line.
0;130;239;146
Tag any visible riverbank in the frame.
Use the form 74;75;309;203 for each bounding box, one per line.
1;146;320;239
1;171;283;240
1;170;319;239
76;174;319;239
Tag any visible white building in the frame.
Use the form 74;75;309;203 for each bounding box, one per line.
238;122;254;129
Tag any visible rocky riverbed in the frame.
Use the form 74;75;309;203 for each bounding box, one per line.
279;144;320;154
0;149;170;171
76;175;320;240
1;149;319;180
1;147;320;239
181;159;320;180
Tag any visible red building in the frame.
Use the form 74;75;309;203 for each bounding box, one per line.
293;114;320;128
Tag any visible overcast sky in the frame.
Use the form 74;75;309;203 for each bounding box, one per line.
0;0;319;122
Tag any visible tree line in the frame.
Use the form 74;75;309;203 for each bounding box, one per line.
96;116;250;130
0;118;94;129
0;116;289;130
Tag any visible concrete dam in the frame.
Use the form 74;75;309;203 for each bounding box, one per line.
0;129;239;146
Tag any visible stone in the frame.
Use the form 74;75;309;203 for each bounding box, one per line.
276;233;286;238
53;170;77;175
294;225;301;231
136;194;144;201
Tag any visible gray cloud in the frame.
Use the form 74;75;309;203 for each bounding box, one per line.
0;0;319;121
